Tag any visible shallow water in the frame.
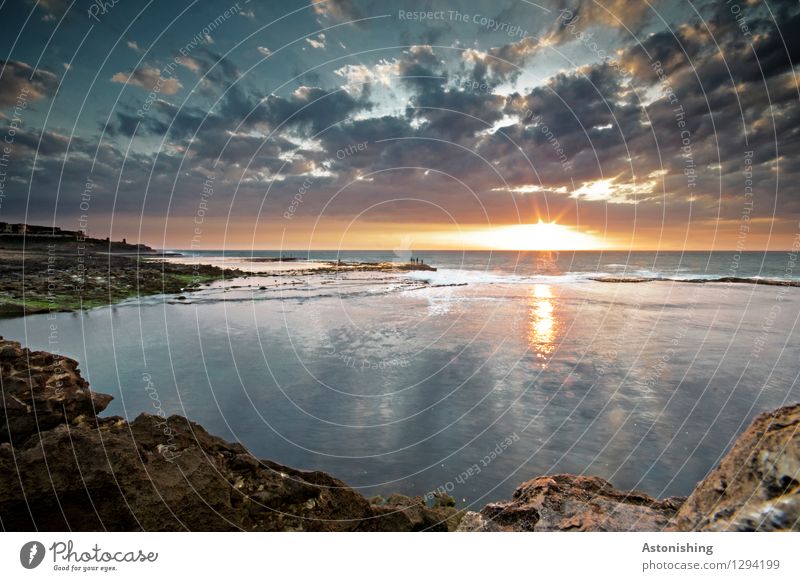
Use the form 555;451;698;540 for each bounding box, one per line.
1;252;798;507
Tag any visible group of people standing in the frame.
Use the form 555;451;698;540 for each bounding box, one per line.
410;257;424;265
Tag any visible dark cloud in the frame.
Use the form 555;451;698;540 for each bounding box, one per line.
0;60;58;107
3;0;799;244
244;86;374;137
179;47;241;88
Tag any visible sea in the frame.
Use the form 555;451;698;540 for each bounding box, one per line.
1;250;798;507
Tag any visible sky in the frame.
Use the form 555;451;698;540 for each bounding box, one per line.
0;0;798;251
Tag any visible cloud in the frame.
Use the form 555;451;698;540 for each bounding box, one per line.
0;60;59;107
334;60;400;95
110;66;182;95
178;47;240;90
311;0;363;22
463;38;545;84
550;0;658;39
259;85;372;134
28;0;68;18
305;34;327;49
8;0;800;245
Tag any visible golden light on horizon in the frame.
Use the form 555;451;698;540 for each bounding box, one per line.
457;220;604;251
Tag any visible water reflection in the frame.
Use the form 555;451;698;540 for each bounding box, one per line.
528;284;558;360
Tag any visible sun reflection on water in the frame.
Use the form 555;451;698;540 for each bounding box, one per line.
528;284;558;361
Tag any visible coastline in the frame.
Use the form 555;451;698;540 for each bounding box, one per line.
0;234;248;317
0;237;438;318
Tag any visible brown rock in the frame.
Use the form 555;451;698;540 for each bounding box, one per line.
670;404;800;531
457;474;683;532
0;337;112;443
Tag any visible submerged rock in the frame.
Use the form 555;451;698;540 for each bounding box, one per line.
669;404;800;531
457;475;683;532
0;338;460;531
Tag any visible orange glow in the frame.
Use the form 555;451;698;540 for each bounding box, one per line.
120;215;800;252
452;220;604;251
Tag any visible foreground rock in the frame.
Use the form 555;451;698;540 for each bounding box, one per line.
458;405;799;532
669;404;800;531
0;339;112;443
0;338;460;531
457;475;684;531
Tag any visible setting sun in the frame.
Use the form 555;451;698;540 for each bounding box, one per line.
455;221;604;251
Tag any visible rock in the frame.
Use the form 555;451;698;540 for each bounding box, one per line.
0;338;460;531
0;338;112;444
457;511;499;532
669;404;800;531
432;492;457;508
369;493;463;532
457;475;683;532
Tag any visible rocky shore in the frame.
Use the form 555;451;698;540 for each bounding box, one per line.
0;242;245;317
1;337;797;532
0;225;442;318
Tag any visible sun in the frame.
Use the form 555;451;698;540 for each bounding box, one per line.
462;220;603;251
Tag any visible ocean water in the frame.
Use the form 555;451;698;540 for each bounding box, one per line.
1;250;798;507
179;249;800;282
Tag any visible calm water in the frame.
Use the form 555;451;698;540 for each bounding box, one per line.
1;251;798;507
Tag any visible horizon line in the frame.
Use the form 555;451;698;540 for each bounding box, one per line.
164;247;799;253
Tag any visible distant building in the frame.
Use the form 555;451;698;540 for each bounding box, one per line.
0;222;69;236
0;222;27;234
26;224;63;235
